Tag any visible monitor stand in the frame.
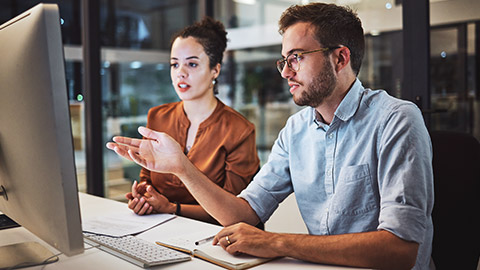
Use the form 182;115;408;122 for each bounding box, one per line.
0;242;58;269
0;214;20;230
0;214;58;269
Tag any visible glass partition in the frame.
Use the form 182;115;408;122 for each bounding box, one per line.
429;23;478;137
1;0;479;200
225;46;303;164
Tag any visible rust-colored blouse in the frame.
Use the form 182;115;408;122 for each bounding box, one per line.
139;99;260;204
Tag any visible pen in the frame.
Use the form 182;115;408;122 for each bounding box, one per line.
195;235;215;245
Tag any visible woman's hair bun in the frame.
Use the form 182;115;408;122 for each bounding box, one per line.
172;16;228;68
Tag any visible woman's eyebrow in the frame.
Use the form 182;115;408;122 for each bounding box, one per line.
170;56;200;61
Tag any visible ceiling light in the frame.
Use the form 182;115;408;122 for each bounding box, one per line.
233;0;256;5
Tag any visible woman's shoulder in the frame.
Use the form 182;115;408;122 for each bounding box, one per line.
217;102;255;129
147;102;186;129
148;101;182;117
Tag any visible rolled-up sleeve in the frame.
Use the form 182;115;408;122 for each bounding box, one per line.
377;103;434;244
239;125;294;223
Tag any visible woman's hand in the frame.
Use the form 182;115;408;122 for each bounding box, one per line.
124;181;175;215
125;181;153;215
144;185;176;214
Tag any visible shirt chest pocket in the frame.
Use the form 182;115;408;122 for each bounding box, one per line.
331;164;378;215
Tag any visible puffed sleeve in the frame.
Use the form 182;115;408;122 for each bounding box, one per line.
222;125;260;195
139;167;151;184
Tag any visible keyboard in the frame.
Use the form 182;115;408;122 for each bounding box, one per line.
83;232;191;268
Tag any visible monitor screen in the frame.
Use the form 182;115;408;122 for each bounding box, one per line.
0;2;84;265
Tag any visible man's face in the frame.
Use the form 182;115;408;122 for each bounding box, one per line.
280;22;337;108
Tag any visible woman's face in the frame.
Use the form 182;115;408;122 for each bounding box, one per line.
170;37;220;102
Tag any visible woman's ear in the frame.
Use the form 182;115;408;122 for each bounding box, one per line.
211;63;221;80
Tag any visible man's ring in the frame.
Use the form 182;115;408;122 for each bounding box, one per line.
226;235;231;245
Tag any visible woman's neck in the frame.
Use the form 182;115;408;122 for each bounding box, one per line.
183;96;218;124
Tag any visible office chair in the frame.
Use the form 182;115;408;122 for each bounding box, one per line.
430;130;480;269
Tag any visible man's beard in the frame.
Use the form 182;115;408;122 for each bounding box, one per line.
293;58;337;108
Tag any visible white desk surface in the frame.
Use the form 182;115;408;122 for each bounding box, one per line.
0;193;360;270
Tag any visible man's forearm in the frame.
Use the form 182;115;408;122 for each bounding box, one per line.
272;230;418;270
177;204;217;224
175;159;260;226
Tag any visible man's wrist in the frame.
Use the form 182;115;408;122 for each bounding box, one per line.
270;232;290;257
175;158;203;184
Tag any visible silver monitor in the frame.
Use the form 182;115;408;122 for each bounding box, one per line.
0;3;84;267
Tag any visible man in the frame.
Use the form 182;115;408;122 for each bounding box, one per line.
107;3;433;269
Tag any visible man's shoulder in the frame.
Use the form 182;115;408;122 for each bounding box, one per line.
359;89;426;134
277;107;315;135
362;88;419;115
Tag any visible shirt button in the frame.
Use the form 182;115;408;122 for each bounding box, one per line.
328;134;334;139
326;169;332;176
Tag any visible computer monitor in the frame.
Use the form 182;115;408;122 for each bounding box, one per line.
0;3;84;266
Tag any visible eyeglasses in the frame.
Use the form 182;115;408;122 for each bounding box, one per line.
276;47;340;74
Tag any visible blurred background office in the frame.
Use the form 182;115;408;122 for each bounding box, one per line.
1;0;479;203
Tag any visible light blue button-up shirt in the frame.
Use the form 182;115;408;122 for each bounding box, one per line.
239;79;434;269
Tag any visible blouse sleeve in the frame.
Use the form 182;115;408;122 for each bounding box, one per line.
139;167;151;184
222;126;260;195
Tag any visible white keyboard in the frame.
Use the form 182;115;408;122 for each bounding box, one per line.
83;232;191;268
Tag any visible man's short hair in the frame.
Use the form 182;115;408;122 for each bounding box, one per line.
279;3;365;75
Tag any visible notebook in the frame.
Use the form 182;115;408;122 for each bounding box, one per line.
155;230;275;270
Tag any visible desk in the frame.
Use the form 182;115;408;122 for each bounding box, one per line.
0;193;360;270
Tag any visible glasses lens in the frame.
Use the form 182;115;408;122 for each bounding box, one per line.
276;59;285;73
288;54;299;72
276;53;302;73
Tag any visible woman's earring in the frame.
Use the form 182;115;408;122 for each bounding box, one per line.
212;79;216;85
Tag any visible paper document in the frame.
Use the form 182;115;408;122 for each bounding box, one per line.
83;212;175;237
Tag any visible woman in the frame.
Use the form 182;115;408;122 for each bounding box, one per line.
113;17;259;224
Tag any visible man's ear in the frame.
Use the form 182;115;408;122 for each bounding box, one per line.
334;46;351;73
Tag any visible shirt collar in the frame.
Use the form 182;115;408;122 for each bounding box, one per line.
179;98;225;128
311;78;364;126
333;78;364;122
199;98;224;128
313;109;324;125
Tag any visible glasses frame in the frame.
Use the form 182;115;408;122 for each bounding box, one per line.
276;47;340;74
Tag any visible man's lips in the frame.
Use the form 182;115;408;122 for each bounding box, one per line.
288;81;301;94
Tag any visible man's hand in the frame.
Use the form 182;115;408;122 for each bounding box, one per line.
213;223;281;258
106;126;187;176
